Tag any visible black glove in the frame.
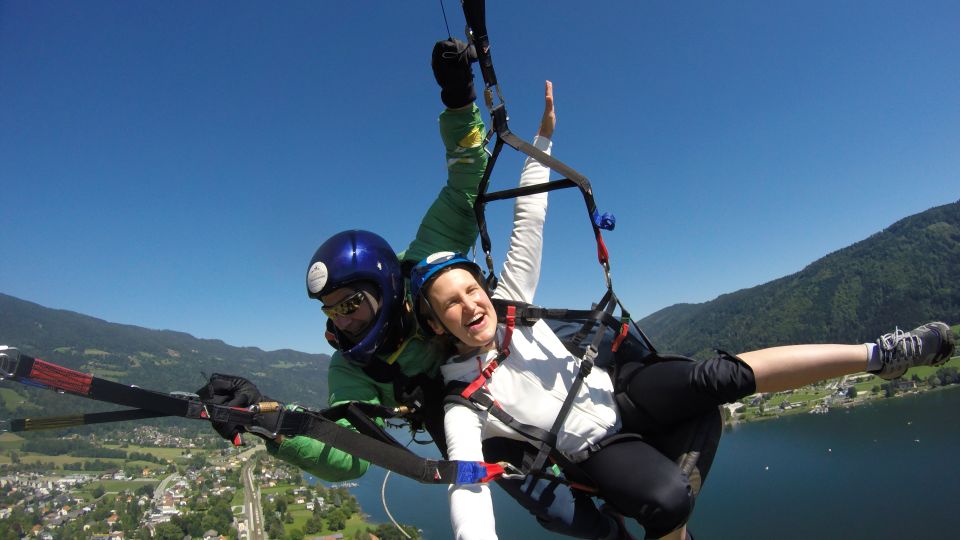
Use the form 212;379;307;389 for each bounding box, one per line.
195;373;263;444
431;38;477;108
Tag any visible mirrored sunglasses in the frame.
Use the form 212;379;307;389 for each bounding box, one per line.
321;290;367;319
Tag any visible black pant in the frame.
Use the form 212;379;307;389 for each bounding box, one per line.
580;352;756;538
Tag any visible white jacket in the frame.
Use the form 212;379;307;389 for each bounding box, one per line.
442;136;621;540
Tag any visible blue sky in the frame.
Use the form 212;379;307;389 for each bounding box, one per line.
2;1;957;355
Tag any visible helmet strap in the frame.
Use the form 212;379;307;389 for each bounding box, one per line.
372;302;411;361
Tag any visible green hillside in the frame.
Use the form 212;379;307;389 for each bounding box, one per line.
640;200;960;357
0;293;331;421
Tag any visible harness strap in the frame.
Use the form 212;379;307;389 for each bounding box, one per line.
0;348;511;487
447;387;556;448
523;348;597;495
8;408;169;432
444;389;597;491
492;296;656;356
500;305;515;353
458;306;515;401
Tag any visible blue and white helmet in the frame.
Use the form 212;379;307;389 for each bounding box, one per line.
409;251;486;335
306;230;405;366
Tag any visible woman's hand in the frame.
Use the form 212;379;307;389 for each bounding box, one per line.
537;80;556;138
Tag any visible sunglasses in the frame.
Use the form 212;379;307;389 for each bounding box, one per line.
321;290;368;319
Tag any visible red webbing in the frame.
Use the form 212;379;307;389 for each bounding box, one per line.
481;463;506;482
611;321;629;353
29;358;93;395
594;231;609;265
460;306;516;401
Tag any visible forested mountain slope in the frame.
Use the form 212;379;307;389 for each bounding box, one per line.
640;201;960;358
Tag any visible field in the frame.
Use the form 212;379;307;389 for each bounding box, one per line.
286;503;370;537
101;444;194;462
0;387;41;411
262;483;376;537
0;432;24;451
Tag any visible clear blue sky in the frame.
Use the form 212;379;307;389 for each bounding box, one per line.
2;1;957;355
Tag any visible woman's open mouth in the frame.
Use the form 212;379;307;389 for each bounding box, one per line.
465;313;486;330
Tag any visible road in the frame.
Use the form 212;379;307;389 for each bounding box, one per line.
239;447;265;540
154;471;180;505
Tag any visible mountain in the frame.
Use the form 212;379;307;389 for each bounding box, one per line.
0;293;331;420
639;200;960;358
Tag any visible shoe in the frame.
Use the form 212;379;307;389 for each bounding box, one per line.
873;322;955;380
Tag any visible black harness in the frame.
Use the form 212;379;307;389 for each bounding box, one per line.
440;297;658;493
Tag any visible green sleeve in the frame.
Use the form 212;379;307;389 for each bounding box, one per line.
265;353;389;481
400;104;488;264
268;105;486;481
264;418;367;482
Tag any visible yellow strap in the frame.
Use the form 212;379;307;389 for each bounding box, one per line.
381;334;412;366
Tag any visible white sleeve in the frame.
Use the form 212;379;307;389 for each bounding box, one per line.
444;403;498;540
493;135;552;304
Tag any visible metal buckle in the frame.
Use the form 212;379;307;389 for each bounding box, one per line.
497;461;526;480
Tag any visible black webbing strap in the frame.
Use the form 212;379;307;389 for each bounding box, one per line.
492;296;657;357
0;349;202;417
446;384;556;449
261;408;462;485
479;300;661;495
0;348;506;486
523;353;596;494
9;408;168;432
444;384;596;491
493;299;615;328
471;117;612;284
462;0;614;286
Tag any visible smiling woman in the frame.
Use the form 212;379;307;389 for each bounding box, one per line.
406;81;956;539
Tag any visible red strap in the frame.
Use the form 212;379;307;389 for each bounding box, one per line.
594;231;609;265
481;462;506;482
461;359;497;399
567;481;599;494
461;307;515;400
611;320;629;353
29;358;93;395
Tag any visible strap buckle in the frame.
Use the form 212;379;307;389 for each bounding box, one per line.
497;461;526;480
0;347;20;380
246;404;287;439
580;346;597;377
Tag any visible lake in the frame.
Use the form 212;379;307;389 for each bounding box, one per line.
311;387;960;539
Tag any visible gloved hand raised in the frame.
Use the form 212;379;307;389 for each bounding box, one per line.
431;38;477;109
195;373;263;444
